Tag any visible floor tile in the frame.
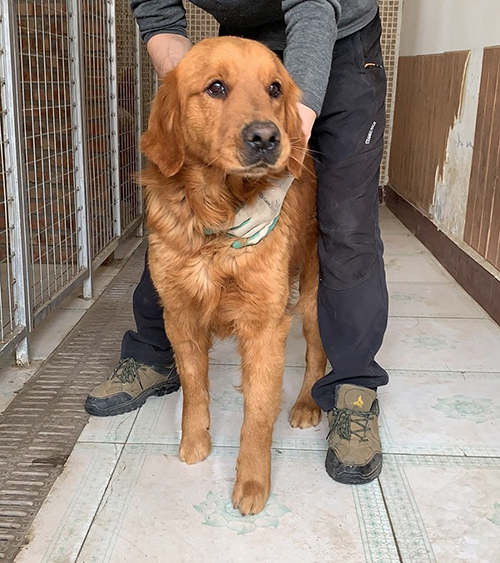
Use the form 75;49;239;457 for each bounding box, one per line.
210;316;307;367
76;444;399;563
78;410;138;444
379;206;412;235
379;371;500;456
7;205;500;563
380;455;500;563
14;443;122;563
378;317;500;372
384;254;453;283
128;364;329;451
383;233;431;255
388;282;488;318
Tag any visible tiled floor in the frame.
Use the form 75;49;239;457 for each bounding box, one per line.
8;206;500;562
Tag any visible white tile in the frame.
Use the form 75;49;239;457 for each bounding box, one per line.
78;410;138;444
379;371;500;456
379;213;411;236
381;456;500;563
76;444;398;563
210;316;307;368
128;363;328;451
388;281;488;318
378;317;500;372
383;232;430;255
14;443;122;563
384;254;453;283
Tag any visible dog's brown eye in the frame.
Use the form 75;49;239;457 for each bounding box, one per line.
269;82;282;98
207;80;227;98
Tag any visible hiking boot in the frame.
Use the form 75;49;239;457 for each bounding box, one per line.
326;384;382;485
85;358;181;417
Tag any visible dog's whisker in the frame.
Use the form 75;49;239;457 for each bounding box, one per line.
288;153;316;176
201;154;221;169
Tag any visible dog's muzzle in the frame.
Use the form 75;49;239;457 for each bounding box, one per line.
241;120;281;166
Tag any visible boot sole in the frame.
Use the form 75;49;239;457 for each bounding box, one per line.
85;379;181;417
325;449;382;485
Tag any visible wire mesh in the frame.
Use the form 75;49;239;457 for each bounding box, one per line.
16;0;81;312
0;93;16;343
0;0;154;361
185;3;218;43
116;0;140;230
81;0;116;258
379;0;402;186
140;40;156;135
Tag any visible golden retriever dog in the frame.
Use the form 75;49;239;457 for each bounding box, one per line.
141;36;327;515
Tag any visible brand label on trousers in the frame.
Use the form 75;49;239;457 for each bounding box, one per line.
365;121;377;145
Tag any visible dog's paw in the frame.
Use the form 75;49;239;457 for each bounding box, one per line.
179;431;211;464
289;401;322;429
232;479;269;516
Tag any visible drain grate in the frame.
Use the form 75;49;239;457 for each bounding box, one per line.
0;244;146;562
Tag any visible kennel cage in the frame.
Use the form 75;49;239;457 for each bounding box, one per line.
0;0;156;363
0;1;402;365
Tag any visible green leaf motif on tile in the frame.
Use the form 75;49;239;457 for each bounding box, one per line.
402;334;458;351
194;491;290;534
212;390;243;412
487;502;500;526
432;394;500;423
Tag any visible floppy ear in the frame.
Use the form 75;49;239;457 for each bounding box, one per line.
141;70;184;177
284;79;307;179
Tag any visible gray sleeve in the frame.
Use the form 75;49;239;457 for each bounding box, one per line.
282;0;341;115
130;0;187;43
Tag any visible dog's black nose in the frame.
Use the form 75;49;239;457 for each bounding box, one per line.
242;121;281;164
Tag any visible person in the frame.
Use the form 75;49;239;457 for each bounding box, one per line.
86;0;389;486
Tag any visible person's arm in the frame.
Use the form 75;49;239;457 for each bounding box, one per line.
131;0;192;76
282;0;341;139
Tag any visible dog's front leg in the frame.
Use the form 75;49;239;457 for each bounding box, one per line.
233;315;292;515
164;313;212;464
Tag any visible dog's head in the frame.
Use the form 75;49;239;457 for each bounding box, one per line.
142;37;306;180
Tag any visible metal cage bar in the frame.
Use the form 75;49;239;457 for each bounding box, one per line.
134;24;144;237
107;0;122;242
68;0;93;299
0;0;32;363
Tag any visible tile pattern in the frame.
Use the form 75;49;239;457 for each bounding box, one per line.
11;207;500;563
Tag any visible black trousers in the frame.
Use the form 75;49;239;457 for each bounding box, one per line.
121;13;389;412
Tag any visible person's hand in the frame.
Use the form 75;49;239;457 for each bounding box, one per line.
228;175;295;248
147;33;193;78
297;102;316;144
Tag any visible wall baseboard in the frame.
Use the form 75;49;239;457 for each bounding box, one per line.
385;186;500;326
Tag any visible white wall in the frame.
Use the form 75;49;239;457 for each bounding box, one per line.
400;0;500;56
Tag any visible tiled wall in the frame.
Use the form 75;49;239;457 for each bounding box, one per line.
184;1;402;186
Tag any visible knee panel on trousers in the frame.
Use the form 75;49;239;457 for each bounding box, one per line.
316;147;383;291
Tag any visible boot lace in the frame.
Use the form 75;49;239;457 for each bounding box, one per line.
111;358;142;384
327;400;379;442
